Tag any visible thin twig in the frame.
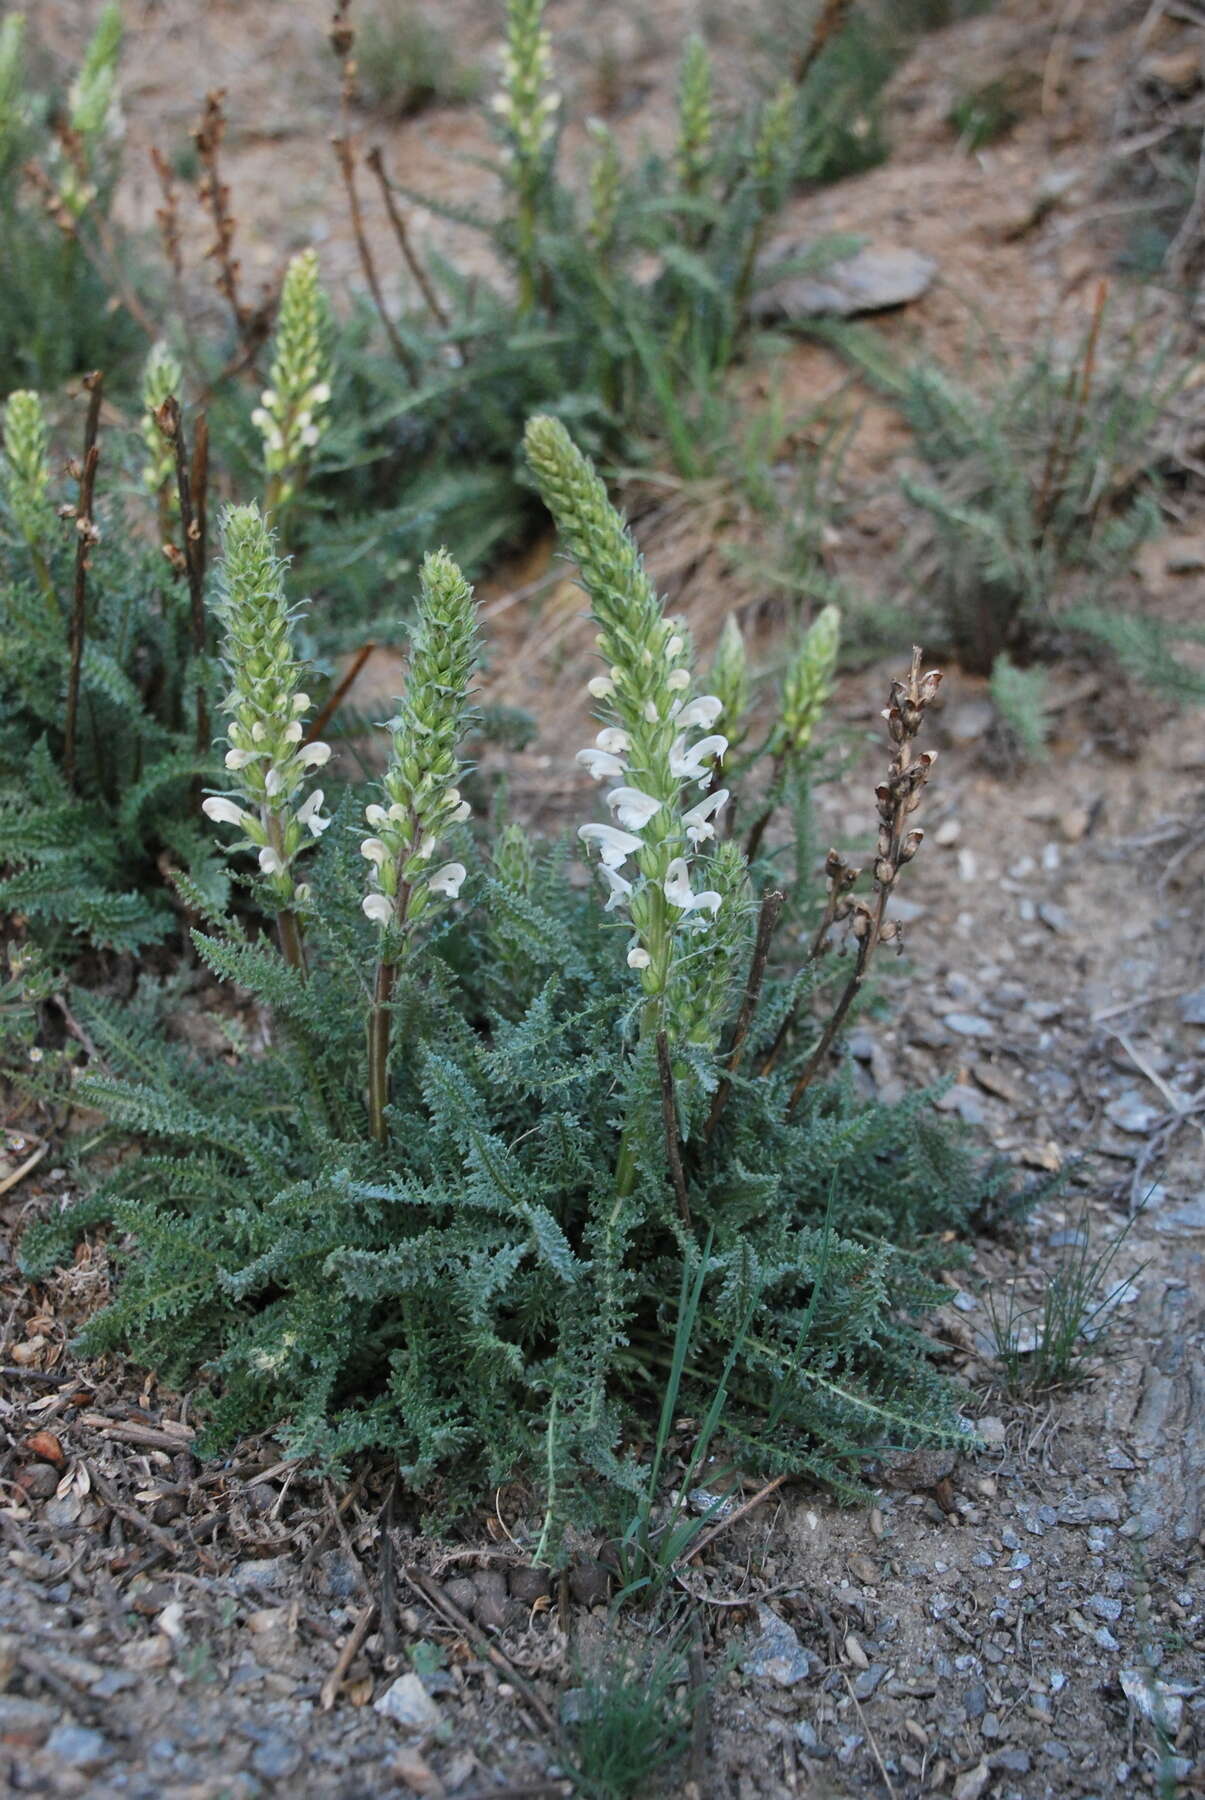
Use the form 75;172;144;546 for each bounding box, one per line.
303;641;377;744
842;1671;898;1800
333;136;415;374
86;1461;183;1559
403;1565;565;1743
378;1473;400;1659
155;397;209;755
680;1472;788;1566
365;145;450;328
792;0;854;85
705;889;784;1141
656;1030;691;1228
63;372;104;790
0;1365;78;1386
319;1599;377;1711
195;92;251;350
0;1140;48;1197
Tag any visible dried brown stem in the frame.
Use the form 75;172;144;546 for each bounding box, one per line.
742;748;787;864
656;1030;691;1228
364;145;451;329
792;0;854;86
303;640;377;745
785;648;940;1118
332;135;416;375
758;849;860;1078
63;373;104;791
194;93;264;359
704;888;784;1141
1034;277;1107;535
25;153;156;341
155;397;209;755
318;1600;377;1711
402;1566;565;1744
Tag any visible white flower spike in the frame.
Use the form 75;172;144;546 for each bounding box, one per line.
202;796;251;829
578;822;643;869
682;788;729;846
429;861;466;898
676;694;724;731
670;732;728;783
605;786;661;831
597;865;633;911
663;857;722;916
576;747;626;781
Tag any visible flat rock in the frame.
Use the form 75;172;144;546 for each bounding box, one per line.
1155;1197;1205;1234
1178;987;1205;1025
1105;1092;1161;1135
375;1672;443;1734
0;1695;58;1742
226;1557;291;1595
45;1724;112;1770
753;245;937;320
743;1604;819;1687
943;1013;994;1039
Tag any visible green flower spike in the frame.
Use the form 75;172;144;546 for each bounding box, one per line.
254;249;333;517
775;602;840;760
709;614;751;757
365;548;479;1141
492;0;559;313
204;505;332;970
675;36;714;199
524;415;743;1048
0;14;27;168
2;389;55;554
140;342;183;512
60;1;122;216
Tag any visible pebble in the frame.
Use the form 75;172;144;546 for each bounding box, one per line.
753;244;937;319
796;1719;824;1754
977;1415;1007;1445
227;1558;291;1595
742;1606;818;1687
1058;1495;1121;1525
952;1761;991;1800
375;1673;444;1733
1105;1093;1161;1135
943;1013;994;1039
1119;1670;1187;1733
991;1748;1031;1774
0;1695;57;1741
853;1663;889;1700
45;1724;112;1770
1087;1594;1123;1622
1154;1196;1205;1234
1178;988;1205;1026
252;1734;304;1779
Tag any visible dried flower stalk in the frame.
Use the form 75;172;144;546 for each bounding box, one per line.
785;648;941;1117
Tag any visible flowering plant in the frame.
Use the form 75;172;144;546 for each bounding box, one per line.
25;419;998;1549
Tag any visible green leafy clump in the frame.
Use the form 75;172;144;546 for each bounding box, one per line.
21;426;1003;1542
0;387;221;955
0;8;142;390
821;301;1196;694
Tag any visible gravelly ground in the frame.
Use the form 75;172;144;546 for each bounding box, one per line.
3;0;1204;1795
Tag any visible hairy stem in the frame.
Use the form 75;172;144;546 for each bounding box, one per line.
63;371;104;791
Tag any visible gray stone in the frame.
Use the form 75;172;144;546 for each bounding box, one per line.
252;1734;303;1779
1177;988;1205;1026
45;1724;112;1770
1087;1593;1123;1622
743;1604;819;1687
227;1557;291;1594
753;245;937;321
991;1749;1032;1774
1119;1668;1188;1734
0;1695;57;1741
1038;902;1072;935
943;1013;994;1039
853;1663;889;1700
1105;1092;1161;1135
1058;1494;1121;1525
374;1672;443;1733
1154;1197;1205;1235
795;1719;826;1754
